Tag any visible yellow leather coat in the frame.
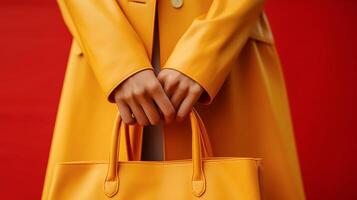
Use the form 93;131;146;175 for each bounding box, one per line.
42;0;306;199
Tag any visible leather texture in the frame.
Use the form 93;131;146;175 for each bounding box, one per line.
48;109;263;199
42;0;306;199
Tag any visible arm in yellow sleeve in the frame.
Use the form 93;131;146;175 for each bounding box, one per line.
162;0;266;105
57;0;153;103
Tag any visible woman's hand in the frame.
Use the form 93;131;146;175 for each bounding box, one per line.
113;69;176;126
157;69;204;122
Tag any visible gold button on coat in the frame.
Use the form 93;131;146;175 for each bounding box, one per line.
171;0;183;8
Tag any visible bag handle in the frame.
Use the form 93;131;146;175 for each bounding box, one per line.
104;108;208;197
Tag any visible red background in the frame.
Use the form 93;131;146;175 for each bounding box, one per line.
0;0;356;199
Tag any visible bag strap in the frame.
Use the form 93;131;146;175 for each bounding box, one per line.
116;109;213;161
104;108;207;197
195;109;214;157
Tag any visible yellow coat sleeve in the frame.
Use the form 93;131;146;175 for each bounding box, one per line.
57;0;153;103
162;0;266;105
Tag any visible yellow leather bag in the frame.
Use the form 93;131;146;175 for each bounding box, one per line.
48;109;263;199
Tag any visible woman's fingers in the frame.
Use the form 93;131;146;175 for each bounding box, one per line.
158;71;185;110
158;69;204;122
176;85;202;122
113;69;176;125
125;95;150;126
135;90;162;125
169;82;188;110
160;72;179;99
150;81;176;124
116;100;136;125
114;68;205;125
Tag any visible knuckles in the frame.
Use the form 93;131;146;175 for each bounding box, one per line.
121;93;134;101
189;84;202;95
146;81;161;94
132;88;146;97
